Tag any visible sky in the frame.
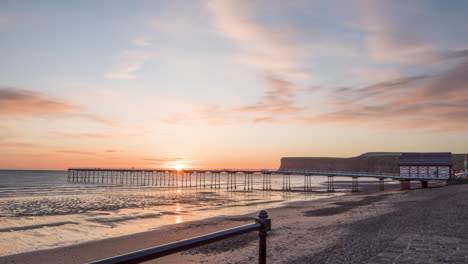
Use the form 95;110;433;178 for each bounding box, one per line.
1;0;468;170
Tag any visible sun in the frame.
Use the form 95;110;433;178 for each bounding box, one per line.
174;165;184;171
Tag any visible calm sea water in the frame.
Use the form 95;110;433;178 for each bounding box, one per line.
0;170;165;198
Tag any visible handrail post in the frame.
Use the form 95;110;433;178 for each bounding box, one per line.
256;210;271;264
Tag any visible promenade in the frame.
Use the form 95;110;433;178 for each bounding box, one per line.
370;234;468;263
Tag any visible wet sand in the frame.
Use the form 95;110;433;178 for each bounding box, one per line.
2;181;463;264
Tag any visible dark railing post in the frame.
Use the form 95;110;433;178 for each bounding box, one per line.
256;210;271;264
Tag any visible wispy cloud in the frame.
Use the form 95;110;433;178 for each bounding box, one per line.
57;150;95;155
354;0;437;64
0;142;44;148
143;157;184;162
52;132;112;139
0;87;78;115
232;74;303;114
0;87;117;127
143;157;197;166
104;50;152;80
105;149;118;152
132;38;150;47
207;0;306;76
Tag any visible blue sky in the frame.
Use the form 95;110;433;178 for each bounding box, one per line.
1;0;467;169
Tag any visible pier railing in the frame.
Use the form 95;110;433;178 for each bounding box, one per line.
87;210;271;264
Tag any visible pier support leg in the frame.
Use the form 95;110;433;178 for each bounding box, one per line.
251;174;254;190
352;177;358;192
400;180;411;190
327;176;335;193
263;174;266;190
244;173;247;190
283;174;290;191
379;178;385;191
421;181;428;189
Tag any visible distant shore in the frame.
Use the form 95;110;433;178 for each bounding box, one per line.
2;182;465;264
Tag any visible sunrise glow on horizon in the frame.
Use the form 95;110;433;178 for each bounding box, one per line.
1;0;468;170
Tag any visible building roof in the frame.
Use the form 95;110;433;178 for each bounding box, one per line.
399;152;452;166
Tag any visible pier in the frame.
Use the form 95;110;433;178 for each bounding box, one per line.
67;168;402;192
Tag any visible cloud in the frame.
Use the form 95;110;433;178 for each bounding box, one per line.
353;0;437;64
0;87;78;116
143;158;184;162
163;103;236;125
105;149;118;152
207;0;307;76
297;58;468;131
366;22;434;64
57;150;95;155
232;74;303;114
132;38;150;47
68;113;117;127
104;50;152;80
143;157;197;166
0;142;44;148
81;133;110;139
0;87;117;127
406;59;468;104
52;132;112;139
162;73;308;125
149;15;208;38
332;75;429;104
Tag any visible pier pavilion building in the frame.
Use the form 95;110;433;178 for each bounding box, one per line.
399;152;453;189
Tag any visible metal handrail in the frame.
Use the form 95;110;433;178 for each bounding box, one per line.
87;210;271;264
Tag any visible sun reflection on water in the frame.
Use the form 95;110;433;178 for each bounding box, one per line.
175;203;183;224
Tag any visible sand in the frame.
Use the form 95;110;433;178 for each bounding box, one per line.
1;181;465;264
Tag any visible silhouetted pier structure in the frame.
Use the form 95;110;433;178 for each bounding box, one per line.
67;168;402;192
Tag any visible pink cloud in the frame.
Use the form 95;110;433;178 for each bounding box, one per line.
0;87;78;116
0;87;117;127
354;0;437;64
207;0;307;76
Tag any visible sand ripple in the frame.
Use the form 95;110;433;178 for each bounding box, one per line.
0;192;225;217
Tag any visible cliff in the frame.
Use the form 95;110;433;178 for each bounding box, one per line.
279;152;466;173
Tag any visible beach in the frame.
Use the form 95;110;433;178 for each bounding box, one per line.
2;181;465;264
